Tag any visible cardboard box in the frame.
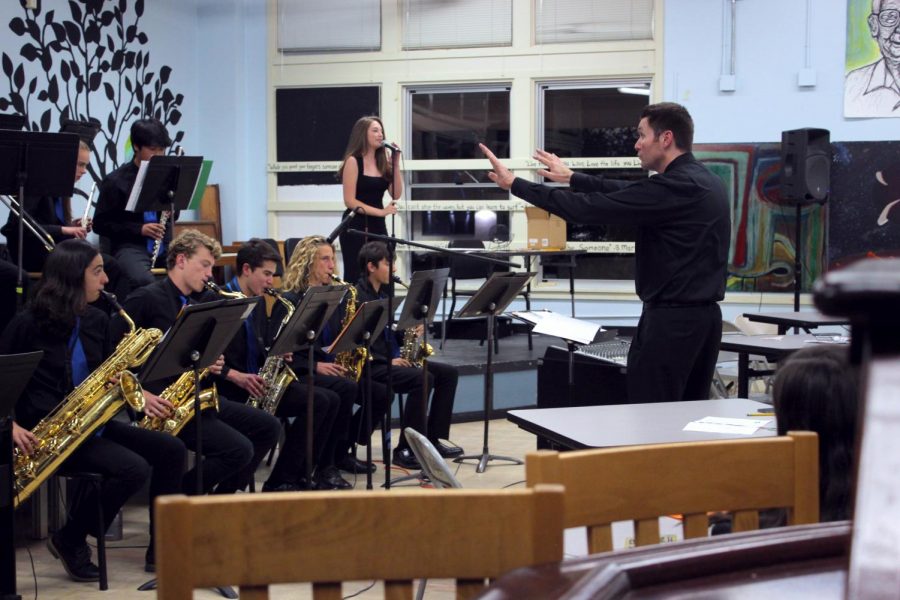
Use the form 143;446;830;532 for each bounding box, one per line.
525;207;567;250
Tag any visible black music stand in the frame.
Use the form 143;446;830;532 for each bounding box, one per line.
454;272;533;473
60;118;101;145
268;285;346;488
0;130;79;306
125;155;203;267
136;298;254;598
388;268;449;487
327;298;390;489
0;351;42;600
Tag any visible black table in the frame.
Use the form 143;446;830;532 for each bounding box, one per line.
743;311;850;335
718;333;848;398
507;398;774;450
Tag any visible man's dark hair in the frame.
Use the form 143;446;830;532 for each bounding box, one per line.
640;102;694;152
131;117;172;149
358;241;391;277
237;238;282;273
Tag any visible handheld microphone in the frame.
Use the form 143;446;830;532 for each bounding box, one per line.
381;141;401;153
326;207;361;243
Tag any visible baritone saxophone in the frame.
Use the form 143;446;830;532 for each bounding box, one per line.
13;292;162;507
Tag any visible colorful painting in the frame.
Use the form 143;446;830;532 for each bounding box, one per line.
695;144;827;293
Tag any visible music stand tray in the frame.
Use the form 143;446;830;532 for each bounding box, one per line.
455;272;534;473
395;268;449;331
1;351;43;600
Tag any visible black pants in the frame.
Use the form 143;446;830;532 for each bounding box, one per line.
212;398;282;494
626;303;722;403
266;381;339;486
370;360;458;449
57;421;185;548
303;374;357;463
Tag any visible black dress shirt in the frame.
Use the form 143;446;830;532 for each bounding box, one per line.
510;152;731;305
0;306;109;429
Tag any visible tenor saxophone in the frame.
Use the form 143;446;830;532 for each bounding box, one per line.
13;292;162;507
246;288;297;414
137;280;239;435
330;274;368;382
394;277;434;367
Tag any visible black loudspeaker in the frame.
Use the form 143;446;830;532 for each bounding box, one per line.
780;128;831;204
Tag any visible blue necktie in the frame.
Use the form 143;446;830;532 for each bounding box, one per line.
68;317;89;387
54;198;65;224
143;211;165;257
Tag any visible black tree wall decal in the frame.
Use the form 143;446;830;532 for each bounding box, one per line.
0;0;186;183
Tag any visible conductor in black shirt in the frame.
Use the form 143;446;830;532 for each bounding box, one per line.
93;118;175;290
480;102;731;403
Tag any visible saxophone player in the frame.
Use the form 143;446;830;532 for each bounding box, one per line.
278;235;378;475
108;230;281;499
355;241;463;469
216;239;350;490
0;240;186;580
93;118;176;291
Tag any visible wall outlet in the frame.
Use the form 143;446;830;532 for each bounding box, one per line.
798;68;817;87
719;75;737;92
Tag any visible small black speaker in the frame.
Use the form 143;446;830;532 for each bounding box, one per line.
780;128;831;204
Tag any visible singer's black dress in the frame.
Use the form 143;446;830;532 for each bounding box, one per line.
338;155;390;282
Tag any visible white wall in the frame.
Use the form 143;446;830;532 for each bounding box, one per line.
665;0;892;144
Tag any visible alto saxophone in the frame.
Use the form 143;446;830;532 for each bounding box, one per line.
246;288;297;414
394;277;434;368
137;279;238;435
13;292;162;507
330;274;368;382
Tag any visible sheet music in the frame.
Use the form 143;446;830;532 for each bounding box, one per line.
124;160;150;212
512;310;600;345
683;416;772;435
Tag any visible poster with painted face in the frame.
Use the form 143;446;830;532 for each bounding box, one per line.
845;0;900;117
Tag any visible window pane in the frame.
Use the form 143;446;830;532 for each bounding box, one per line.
275;86;379;186
411;89;510;159
535;0;653;44
412;210;511;241
277;0;381;53
402;0;512;50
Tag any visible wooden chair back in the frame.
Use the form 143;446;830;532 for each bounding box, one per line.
526;432;819;553
156;485;565;600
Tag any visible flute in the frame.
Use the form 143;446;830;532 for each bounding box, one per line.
80;182;96;229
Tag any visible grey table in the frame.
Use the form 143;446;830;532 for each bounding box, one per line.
507;398;774;450
718;333;848;398
743;311;850;335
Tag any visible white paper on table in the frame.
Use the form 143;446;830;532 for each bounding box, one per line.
124;160;150;212
682;416;772;435
530;312;601;345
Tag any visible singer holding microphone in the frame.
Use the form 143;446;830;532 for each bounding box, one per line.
337;116;403;283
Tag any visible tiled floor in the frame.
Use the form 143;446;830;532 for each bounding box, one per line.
12;418;539;599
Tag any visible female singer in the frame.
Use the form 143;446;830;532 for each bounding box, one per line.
337;116;403;283
0;239;185;578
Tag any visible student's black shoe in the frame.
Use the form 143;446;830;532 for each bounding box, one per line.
262;480;302;492
392;447;421;470
315;466;353;490
47;533;100;582
337;454;376;474
144;545;155;573
431;439;464;458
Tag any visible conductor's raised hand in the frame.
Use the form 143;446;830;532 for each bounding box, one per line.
479;143;515;191
533;149;573;185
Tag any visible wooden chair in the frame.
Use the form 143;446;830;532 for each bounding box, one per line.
155;485;565;600
525;431;819;553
